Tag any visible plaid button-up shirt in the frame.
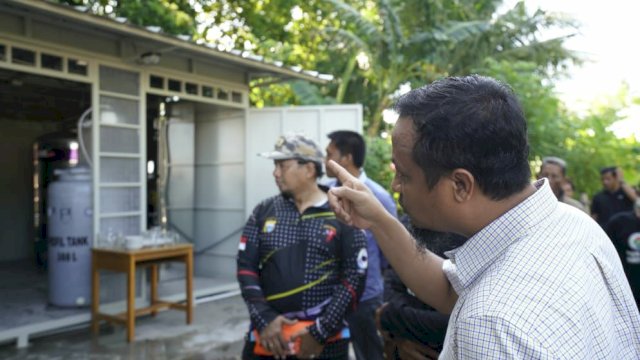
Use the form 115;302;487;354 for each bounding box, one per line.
440;179;640;359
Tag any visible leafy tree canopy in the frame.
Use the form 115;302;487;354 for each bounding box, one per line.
479;59;639;196
56;0;204;35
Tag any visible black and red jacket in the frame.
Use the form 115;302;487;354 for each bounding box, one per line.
237;191;367;344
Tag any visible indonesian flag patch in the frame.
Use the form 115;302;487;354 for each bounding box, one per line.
238;236;248;251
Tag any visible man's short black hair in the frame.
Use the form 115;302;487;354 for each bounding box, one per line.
327;130;366;168
600;166;617;176
393;75;531;200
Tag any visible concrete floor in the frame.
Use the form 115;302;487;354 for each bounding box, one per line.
0;294;249;360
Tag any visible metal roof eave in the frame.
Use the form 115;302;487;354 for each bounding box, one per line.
6;0;331;84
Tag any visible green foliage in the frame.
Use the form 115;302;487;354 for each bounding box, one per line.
560;105;640;196
363;135;405;212
317;0;579;135
478;59;640;197
249;81;336;107
445;1;580;76
117;0;198;35
56;0;201;35
364;136;394;192
476;59;569;159
249;83;298;108
187;0;579;136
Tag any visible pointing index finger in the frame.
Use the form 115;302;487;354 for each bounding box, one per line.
327;160;357;185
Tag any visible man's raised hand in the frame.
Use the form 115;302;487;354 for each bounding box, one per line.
327;160;388;229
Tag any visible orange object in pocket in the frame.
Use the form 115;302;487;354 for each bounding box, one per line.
253;321;348;356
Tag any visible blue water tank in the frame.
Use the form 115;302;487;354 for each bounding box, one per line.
47;167;93;306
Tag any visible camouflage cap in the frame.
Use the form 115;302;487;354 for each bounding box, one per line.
258;133;324;163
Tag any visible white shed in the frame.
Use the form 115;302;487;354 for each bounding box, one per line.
0;0;362;347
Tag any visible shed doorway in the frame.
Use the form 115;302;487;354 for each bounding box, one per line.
145;95;243;302
0;67;92;347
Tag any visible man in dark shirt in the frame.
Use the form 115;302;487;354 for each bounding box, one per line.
605;199;640;311
238;134;367;359
377;221;466;359
591;167;637;228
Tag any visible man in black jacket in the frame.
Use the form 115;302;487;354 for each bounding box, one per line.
592;166;637;228
605;199;640;311
377;220;466;359
238;134;367;359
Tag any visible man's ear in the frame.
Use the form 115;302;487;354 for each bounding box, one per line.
450;169;474;202
306;162;318;179
344;153;354;167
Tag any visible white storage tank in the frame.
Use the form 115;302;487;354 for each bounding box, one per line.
46;167;93;306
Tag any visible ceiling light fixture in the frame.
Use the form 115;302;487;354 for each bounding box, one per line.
139;52;161;65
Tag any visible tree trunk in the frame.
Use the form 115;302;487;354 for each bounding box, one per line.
336;54;358;104
366;97;392;136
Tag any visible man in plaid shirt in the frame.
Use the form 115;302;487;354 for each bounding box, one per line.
327;76;640;358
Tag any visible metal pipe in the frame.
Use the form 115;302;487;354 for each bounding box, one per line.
156;102;169;230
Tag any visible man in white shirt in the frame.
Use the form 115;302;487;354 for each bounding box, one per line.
327;75;640;358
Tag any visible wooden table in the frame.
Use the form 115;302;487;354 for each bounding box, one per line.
91;243;193;342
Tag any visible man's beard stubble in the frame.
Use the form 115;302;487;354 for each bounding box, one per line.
401;215;466;257
398;192;467;256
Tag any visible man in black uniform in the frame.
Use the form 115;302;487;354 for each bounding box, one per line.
591;166;637;228
377;219;466;359
606;199;640;311
238;133;367;359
